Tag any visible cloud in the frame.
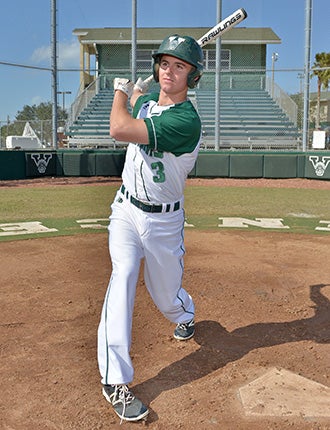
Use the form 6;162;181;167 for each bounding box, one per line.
31;46;50;65
58;40;81;68
31;39;80;69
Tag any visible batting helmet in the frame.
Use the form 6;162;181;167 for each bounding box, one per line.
152;34;204;89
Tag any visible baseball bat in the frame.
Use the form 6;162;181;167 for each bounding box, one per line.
198;8;247;47
143;8;247;84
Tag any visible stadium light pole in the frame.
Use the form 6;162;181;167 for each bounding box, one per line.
57;91;72;114
51;0;58;149
214;0;222;151
131;0;137;83
298;72;304;94
302;0;312;152
271;52;278;98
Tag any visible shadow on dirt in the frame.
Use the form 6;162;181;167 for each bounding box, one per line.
134;284;329;408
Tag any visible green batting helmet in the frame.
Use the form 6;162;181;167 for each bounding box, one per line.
152;34;204;89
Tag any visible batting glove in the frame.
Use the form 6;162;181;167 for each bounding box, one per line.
134;76;153;94
113;78;134;98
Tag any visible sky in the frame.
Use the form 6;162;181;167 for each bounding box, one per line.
0;0;329;121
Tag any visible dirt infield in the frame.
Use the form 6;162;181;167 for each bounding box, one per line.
1;175;330;189
1;178;329;429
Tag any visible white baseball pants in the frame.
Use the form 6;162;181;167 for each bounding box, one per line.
97;190;195;385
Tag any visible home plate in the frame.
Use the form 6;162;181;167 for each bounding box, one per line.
239;367;330;417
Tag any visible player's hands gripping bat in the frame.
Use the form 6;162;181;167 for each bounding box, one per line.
134;77;151;94
113;78;135;98
114;77;151;97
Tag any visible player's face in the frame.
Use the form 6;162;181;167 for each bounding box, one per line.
158;55;192;94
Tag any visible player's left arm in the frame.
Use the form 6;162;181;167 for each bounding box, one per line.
130;77;151;108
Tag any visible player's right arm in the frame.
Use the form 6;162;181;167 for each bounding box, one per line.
110;79;149;144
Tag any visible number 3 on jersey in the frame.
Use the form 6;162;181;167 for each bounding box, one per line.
151;161;165;183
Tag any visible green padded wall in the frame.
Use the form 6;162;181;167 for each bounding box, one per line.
229;154;264;178
95;151;126;176
263;154;298;178
0;151;26;180
61;151;96;176
195;152;230;177
1;150;330;181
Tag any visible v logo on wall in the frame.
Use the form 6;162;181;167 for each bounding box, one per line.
31;153;53;174
309;156;330;177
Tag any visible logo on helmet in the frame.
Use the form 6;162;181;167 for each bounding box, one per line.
167;35;186;49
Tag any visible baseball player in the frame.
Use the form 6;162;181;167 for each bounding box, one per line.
97;34;204;423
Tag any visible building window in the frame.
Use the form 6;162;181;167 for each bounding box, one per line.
135;49;157;70
203;49;231;70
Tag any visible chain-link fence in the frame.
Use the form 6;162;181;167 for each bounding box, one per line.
1;43;329;151
61;37;329;150
65;69;329;151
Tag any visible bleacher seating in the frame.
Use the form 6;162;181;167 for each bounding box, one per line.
66;88;300;150
67;89;119;148
195;89;300;150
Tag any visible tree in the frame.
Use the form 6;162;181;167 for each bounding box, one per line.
311;52;330;129
15;102;67;122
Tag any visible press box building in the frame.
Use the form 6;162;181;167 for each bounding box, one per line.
72;26;281;91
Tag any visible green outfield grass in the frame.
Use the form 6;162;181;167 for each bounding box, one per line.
184;186;330;218
0;183;329;240
0;186;113;221
184;186;330;233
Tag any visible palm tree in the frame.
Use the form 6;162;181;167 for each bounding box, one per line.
311;52;330;129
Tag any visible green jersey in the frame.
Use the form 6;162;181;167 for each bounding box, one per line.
121;93;202;204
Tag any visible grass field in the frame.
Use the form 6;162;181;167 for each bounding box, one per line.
0;183;329;240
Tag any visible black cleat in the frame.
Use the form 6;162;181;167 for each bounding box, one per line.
102;384;149;422
174;319;195;340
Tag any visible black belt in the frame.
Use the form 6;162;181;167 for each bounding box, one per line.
120;185;180;213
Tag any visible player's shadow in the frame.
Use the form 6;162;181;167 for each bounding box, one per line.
134;284;329;409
